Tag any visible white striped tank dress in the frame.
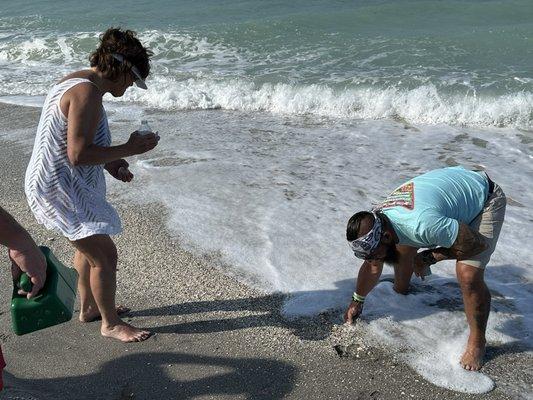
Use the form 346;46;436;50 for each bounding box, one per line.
24;78;122;241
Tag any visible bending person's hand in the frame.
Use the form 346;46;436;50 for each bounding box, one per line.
126;131;160;155
343;301;364;325
9;246;47;299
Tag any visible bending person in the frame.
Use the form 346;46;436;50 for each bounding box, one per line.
25;28;159;342
344;166;506;371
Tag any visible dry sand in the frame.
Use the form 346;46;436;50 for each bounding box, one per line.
0;102;530;399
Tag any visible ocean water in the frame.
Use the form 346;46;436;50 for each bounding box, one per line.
1;1;532;395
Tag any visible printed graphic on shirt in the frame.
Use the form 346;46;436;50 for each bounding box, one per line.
379;182;415;210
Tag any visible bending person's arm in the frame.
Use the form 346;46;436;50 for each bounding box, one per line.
0;207;46;298
344;260;383;324
355;260;384;296
415;222;488;273
433;222;487;261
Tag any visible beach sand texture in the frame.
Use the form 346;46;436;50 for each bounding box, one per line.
0;103;531;399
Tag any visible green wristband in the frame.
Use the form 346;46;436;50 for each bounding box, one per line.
352;292;365;303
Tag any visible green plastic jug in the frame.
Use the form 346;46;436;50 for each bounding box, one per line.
11;246;78;336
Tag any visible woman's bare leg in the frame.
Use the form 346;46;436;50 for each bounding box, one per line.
73;249;96;322
71;234;150;342
74;250;130;322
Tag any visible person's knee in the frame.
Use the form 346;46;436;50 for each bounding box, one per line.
73;249;91;267
457;263;485;291
393;283;410;295
77;237;118;270
98;244;117;270
393;265;413;295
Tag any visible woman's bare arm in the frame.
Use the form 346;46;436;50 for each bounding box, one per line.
63;84;158;166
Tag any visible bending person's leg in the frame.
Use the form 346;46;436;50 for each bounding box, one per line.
456;182;505;370
71;234;150;342
456;262;490;371
74;250;130;323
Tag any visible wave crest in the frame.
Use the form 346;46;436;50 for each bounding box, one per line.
122;78;533;127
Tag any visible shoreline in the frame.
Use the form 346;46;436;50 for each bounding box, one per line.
0;102;529;399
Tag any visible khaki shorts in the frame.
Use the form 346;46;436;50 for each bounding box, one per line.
462;182;506;269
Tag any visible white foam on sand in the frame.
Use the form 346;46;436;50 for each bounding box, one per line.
364;281;499;394
100;109;533;395
5;105;527;395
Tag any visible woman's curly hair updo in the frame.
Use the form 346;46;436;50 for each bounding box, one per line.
90;27;153;82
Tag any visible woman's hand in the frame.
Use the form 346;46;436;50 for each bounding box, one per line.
126;131;159;155
344;301;364;325
105;159;134;182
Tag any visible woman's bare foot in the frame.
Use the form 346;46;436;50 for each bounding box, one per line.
460;339;486;371
101;321;151;342
79;304;130;322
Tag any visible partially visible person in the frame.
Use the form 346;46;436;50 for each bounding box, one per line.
25;27;159;342
344;166;506;371
0;206;47;298
0;206;48;390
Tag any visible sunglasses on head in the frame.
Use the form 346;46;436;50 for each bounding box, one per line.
348;212;383;260
111;53;147;89
350;242;383;260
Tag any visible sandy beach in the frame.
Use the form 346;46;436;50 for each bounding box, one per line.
0;102;530;399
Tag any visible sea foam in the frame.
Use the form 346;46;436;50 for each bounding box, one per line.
121;78;533;128
1;29;533;128
100;110;532;396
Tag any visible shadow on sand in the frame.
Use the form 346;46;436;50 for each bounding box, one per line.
126;291;337;341
3;351;297;400
127;264;531;353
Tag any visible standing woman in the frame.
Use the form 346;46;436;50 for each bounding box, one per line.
25;28;159;342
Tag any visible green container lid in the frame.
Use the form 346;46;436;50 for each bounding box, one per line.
11;246;78;336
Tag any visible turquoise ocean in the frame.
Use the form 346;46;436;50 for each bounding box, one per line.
2;1;533;124
1;1;532;395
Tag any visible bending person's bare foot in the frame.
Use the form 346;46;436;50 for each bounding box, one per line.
460;339;486;371
79;304;131;322
101;321;151;342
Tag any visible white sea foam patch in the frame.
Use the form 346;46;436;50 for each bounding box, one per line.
363;281;499;394
0;29;245;73
121;77;533;128
0;31;99;98
103;111;532;395
0;32;98;64
138;30;249;72
0;29;249;98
